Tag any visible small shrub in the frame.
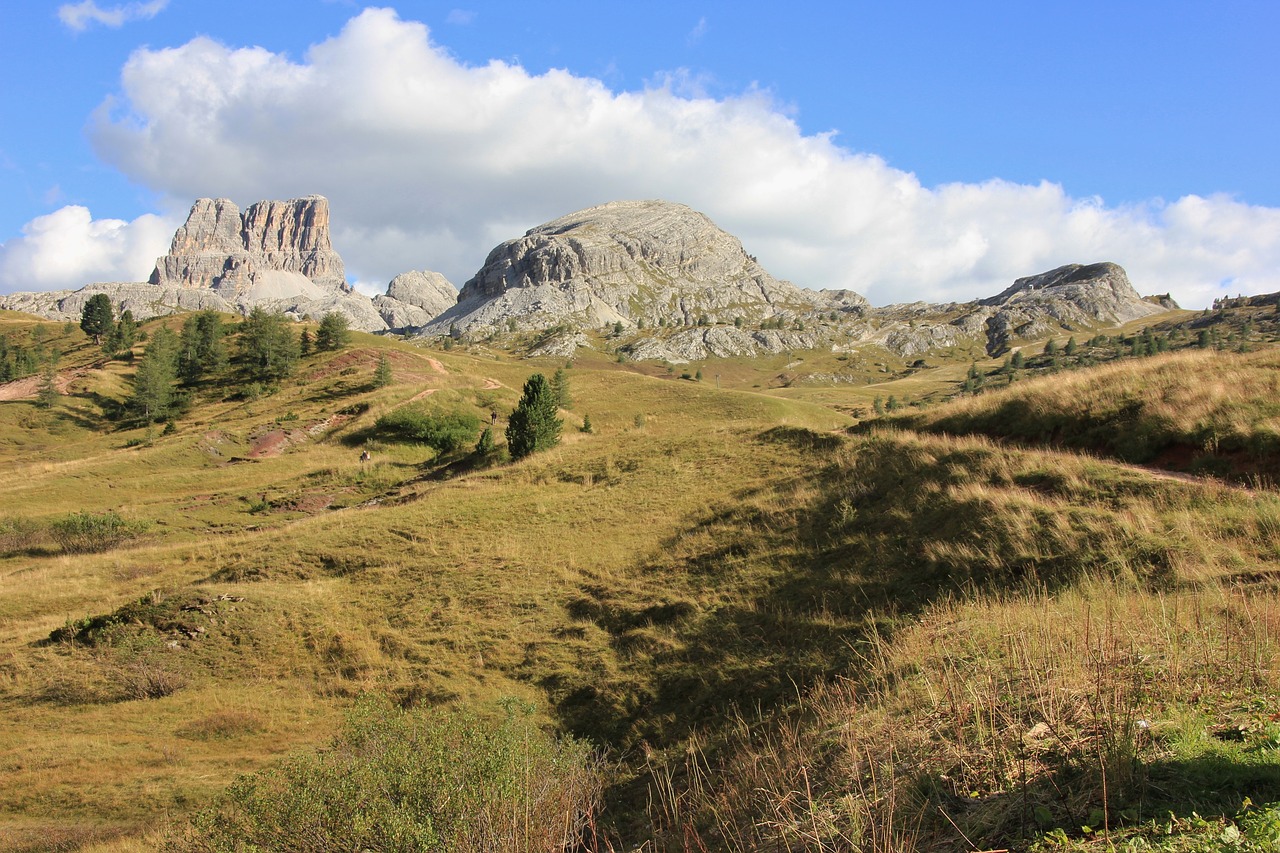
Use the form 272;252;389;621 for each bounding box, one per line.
166;696;603;852
49;511;146;554
0;516;45;554
376;405;481;454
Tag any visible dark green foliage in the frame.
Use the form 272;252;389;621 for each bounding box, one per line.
886;395;901;412
873;396;885;416
695;368;703;382
506;373;562;460
613;321;624;336
475;426;495;455
373;353;393;388
581;413;593;434
0;333;43;383
238;307;298;382
80;294;114;344
49;510;146;554
177;311;227;384
375;405;481;454
1011;350;1026;369
105;310;138;355
1064;336;1078;356
1044;339;1059;356
165;697;602;853
129;326;182;423
299;328;312;356
551;367;571;410
315;312;351;352
35;364;58;409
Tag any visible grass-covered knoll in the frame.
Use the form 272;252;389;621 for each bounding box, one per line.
3;308;1280;851
886;348;1280;482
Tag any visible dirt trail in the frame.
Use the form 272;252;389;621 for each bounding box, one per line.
0;367;87;401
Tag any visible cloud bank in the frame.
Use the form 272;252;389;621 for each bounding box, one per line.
0;206;174;292
58;0;169;32
9;7;1278;307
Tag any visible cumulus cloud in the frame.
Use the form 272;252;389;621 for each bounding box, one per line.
0;206;174;293
58;0;169;32
83;7;1280;307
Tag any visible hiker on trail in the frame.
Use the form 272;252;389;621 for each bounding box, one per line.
490;410;498;425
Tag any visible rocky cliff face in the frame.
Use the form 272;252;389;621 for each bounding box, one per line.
425;200;813;334
3;195;457;333
415;200;1172;361
150;195;347;296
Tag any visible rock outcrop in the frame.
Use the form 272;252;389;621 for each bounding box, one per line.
422;200;813;335
151;195;347;297
1;195;462;334
373;271;458;330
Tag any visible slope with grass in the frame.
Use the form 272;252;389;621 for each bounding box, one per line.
2;308;1280;852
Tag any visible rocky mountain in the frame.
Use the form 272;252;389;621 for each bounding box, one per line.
422;200;815;336
150;195;348;297
416;200;1174;362
1;196;456;333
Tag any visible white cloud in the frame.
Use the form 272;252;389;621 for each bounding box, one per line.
0;206;174;293
81;7;1280;308
58;0;168;31
445;9;476;26
687;17;708;46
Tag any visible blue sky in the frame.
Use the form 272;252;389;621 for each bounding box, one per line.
1;1;1278;307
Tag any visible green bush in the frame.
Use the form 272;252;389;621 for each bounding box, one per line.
375;405;481;454
166;697;603;852
49;511;147;554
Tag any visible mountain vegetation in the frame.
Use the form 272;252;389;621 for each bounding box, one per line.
1;296;1279;852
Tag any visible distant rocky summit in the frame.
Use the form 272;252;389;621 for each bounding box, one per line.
150;195;348;297
423;200;815;336
0;195;456;333
417;200;1174;361
1;195;1172;357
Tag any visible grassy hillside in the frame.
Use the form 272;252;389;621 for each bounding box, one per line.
2;308;1279;851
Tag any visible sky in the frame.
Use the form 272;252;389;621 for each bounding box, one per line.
1;2;1278;308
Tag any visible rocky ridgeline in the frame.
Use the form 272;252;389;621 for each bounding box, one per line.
418;200;1171;361
0;196;457;333
1;196;1172;358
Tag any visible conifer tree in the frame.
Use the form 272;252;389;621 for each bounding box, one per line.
129;326;180;423
239;307;299;382
315;312;351;352
80;294;114;345
374;353;393;388
550;367;571;410
505;373;562;460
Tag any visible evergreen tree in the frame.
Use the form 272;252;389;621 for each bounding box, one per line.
886;395;900;412
80;294;114;345
129;326;181;423
177;311;227;384
873;396;885;416
581;413;593;434
35;363;59;409
1064;336;1078;356
1044;339;1059;356
1011;350;1026;369
550;367;571;410
373;353;393;388
475;426;495;455
315;312;351;352
299;329;313;356
106;310;139;355
505;373;562;460
239;308;299;382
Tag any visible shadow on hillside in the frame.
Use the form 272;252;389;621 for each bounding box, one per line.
553;428;1191;752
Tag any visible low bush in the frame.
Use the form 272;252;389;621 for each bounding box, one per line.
166;696;603;852
0;516;45;554
375;404;481;454
49;510;147;554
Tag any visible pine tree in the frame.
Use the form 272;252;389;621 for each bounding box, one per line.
581;414;593;434
475;426;495;455
374;353;393;388
178;311;227;384
1011;350;1026;369
35;363;59;409
873;396;885;416
315;312;351;352
550;367;571;410
299;329;313;356
239;308;299;382
129;326;180;423
505;374;562;460
80;294;114;345
1064;337;1078;356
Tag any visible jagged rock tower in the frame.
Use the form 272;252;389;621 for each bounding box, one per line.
150;195;348;298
